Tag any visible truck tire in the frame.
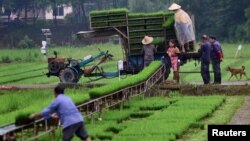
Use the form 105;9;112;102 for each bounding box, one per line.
59;68;79;83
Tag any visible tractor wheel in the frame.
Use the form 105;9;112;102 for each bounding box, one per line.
48;61;61;74
59;68;79;83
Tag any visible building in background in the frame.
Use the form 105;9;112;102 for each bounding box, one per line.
43;5;73;20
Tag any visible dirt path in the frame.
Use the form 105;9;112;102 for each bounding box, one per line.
190;80;250;85
0;83;104;89
229;96;250;124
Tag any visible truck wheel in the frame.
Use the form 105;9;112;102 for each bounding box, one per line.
59;68;79;83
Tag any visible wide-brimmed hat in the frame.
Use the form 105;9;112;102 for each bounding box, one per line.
142;36;154;45
168;3;181;11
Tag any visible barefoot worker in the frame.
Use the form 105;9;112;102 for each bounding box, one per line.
29;85;91;141
167;39;180;83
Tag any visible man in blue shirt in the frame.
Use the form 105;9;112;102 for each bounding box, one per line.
30;85;91;141
209;36;223;84
199;35;211;84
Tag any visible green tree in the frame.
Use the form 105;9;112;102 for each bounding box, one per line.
128;0;170;12
2;0;15;22
245;7;250;38
31;0;50;24
8;0;33;23
70;0;87;24
179;0;250;41
235;7;250;42
48;0;67;26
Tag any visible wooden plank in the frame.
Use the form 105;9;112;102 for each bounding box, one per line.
129;28;164;33
91;13;127;18
113;27;128;40
91;19;126;24
128;23;163;27
179;71;214;74
128;16;164;20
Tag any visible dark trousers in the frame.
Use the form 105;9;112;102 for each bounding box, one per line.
201;61;210;84
161;56;171;79
212;59;221;84
144;59;153;67
63;122;89;141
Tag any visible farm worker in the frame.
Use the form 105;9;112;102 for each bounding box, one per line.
141;36;157;67
167;39;180;83
168;3;195;52
199;35;211;84
40;41;47;56
209;35;224;84
29;85;91;141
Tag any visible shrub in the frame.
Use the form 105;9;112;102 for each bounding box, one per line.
18;35;35;49
1;56;11;63
65;13;76;24
14;57;22;62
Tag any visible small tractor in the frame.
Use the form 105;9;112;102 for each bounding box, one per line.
46;49;114;83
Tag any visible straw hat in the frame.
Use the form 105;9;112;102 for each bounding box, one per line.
168;3;181;11
142;36;154;45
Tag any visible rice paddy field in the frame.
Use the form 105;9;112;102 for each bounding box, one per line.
0;43;249;85
0;42;250;141
0;43;124;85
38;95;243;141
178;43;250;83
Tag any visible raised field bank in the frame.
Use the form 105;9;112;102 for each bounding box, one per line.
0;5;250;141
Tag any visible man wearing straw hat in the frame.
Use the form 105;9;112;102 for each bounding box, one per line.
168;3;195;52
141;35;157;67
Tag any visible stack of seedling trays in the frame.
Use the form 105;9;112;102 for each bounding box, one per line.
90;8;177;55
127;12;175;55
90;8;128;29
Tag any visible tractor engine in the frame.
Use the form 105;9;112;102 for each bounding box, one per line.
46;57;66;77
